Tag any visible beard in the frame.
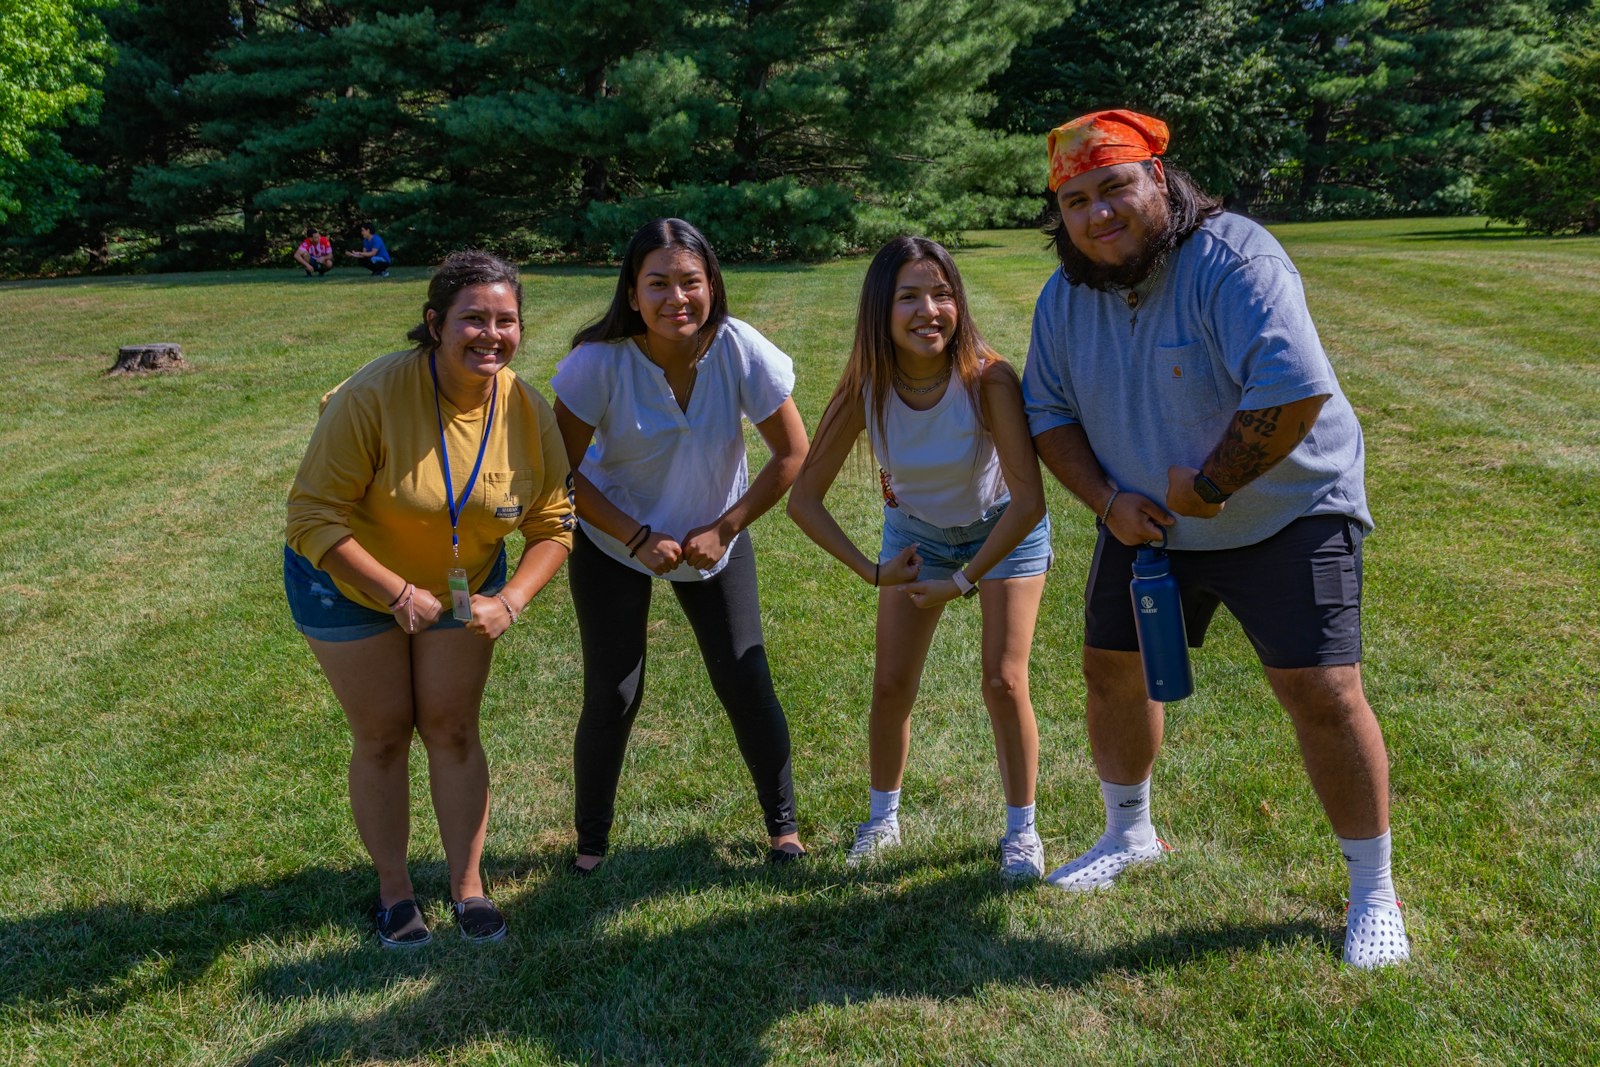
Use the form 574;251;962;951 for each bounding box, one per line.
1057;203;1175;291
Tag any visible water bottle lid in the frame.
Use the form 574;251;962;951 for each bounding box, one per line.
1132;527;1169;577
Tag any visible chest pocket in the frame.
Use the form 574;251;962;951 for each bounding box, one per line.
1154;341;1226;427
480;470;536;527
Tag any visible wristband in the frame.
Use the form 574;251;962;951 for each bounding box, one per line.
1099;488;1121;525
387;582;413;609
628;524;652;558
951;570;978;598
493;592;518;625
1192;473;1232;504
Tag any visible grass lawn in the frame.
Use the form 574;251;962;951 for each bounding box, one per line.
0;217;1596;1065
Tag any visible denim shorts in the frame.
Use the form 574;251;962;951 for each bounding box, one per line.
1084;514;1364;669
282;544;507;642
878;500;1052;582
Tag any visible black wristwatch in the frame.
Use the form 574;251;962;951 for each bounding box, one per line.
1192;473;1232;504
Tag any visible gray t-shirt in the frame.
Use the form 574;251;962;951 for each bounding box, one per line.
1022;212;1371;551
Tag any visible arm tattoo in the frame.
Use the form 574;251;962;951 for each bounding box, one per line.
1203;405;1298;492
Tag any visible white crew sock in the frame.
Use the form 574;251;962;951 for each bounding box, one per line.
868;787;901;827
1006;803;1037;837
1339;830;1398;910
1101;777;1156;848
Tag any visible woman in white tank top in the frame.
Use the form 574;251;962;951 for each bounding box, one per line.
788;237;1053;881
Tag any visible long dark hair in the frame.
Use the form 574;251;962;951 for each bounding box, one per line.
1044;162;1223;288
808;237;998;467
405;250;522;349
571;218;729;350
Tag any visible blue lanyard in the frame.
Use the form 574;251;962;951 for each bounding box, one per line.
428;352;497;558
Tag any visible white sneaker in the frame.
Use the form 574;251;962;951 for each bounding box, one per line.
1343;900;1411;969
999;830;1045;882
1045;834;1170;892
846;820;902;867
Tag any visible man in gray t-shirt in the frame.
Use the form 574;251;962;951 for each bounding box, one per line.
1022;109;1409;969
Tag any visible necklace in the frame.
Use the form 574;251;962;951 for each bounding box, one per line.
894;366;951;395
1120;258;1168;335
893;359;949;382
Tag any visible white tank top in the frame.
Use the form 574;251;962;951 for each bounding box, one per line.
865;375;1006;527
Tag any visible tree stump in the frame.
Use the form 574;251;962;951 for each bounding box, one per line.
108;343;186;376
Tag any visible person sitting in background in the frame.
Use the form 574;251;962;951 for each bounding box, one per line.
346;221;392;277
294;226;333;277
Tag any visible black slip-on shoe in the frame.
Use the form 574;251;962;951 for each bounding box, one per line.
375;898;431;949
766;845;807;866
451;896;508;943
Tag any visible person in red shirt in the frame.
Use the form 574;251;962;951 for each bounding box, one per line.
294;226;333;277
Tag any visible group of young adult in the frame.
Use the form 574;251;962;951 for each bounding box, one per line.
293;221;392;278
283;110;1411;970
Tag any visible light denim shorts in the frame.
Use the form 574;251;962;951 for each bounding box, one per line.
878;500;1052;582
283;544;507;642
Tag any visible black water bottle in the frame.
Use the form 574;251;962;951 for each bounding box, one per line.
1129;530;1193;702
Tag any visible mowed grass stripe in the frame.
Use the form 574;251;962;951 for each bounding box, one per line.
0;219;1597;1064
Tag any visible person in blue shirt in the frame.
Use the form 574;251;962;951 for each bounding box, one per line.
346;221;392;277
1022;109;1409;969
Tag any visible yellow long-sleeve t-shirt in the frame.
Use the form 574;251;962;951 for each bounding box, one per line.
286;348;574;612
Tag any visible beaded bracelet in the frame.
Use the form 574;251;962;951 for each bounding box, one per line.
493;592;518;625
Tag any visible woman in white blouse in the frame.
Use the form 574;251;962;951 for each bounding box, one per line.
552;218;810;871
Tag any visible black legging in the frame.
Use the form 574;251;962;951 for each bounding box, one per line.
570;526;797;856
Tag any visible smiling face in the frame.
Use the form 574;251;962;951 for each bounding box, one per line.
629;247;713;357
888;258;958;368
428;281;521;389
1054;159;1171;283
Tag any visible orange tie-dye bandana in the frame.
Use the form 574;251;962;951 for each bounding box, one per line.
1047;110;1170;191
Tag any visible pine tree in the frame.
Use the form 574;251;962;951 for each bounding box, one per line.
1280;0;1562;216
983;0;1289;203
1484;11;1600;232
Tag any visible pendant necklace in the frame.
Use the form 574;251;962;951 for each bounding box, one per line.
1122;259;1168;335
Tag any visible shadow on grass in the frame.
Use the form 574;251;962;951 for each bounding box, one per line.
1394;226;1596;243
0;838;1326;1064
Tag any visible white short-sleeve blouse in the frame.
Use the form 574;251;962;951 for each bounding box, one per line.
551;316;796;581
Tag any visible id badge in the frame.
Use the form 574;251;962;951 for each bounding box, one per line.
447;568;472;622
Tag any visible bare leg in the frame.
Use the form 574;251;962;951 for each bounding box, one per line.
412;625;496;902
869;587;946;791
978;575;1046;806
1265;663;1389;839
305;629;417;907
1083;646;1163;785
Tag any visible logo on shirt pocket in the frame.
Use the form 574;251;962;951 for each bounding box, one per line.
1155;341;1225;426
482;470;534;521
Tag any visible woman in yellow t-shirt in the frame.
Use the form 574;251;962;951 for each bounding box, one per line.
285;250;573;948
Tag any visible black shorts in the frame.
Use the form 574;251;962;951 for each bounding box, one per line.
1083;514;1365;670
